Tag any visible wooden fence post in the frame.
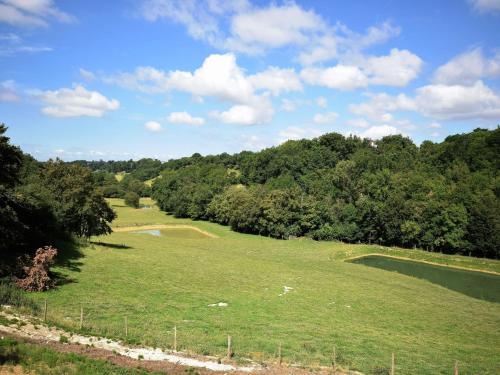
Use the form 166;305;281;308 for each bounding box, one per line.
332;345;336;372
454;360;458;375
79;305;83;329
43;299;47;322
278;341;282;365
227;335;232;359
173;326;177;352
391;352;395;375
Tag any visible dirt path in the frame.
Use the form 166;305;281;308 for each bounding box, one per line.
112;225;218;238
0;310;253;372
0;310;355;375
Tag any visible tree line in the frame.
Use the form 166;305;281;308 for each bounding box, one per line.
0;124;116;275
148;128;499;258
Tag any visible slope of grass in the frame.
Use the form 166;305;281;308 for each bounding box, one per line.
29;199;500;374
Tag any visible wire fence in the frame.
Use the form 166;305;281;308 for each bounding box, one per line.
10;298;476;375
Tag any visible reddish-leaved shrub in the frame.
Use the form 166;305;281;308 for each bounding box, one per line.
16;246;58;292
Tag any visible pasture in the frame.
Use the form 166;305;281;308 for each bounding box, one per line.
31;198;500;374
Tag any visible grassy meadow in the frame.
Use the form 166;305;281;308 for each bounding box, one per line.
28;198;500;374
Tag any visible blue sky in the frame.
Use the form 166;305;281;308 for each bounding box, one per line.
1;0;499;161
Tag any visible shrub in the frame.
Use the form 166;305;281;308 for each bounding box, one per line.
124;192;140;208
16;246;58;292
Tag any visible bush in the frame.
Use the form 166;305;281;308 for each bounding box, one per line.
16;246;58;292
124;192;140;208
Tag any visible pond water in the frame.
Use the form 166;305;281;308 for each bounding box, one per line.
348;255;500;303
132;228;209;239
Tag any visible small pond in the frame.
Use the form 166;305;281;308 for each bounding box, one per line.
132;228;209;239
348;255;500;303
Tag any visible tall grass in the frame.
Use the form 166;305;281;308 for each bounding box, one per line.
0;280;39;314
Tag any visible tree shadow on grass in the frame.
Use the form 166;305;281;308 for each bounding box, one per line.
51;240;85;286
90;241;133;249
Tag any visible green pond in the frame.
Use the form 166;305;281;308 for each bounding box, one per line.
349;255;500;303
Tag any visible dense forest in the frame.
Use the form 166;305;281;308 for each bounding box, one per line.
2;125;499;261
0;124;115;275
76;127;500;259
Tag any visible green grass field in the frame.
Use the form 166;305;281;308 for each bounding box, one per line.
29;198;500;374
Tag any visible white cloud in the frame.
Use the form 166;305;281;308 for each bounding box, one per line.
105;66;170;94
278;126;323;143
301;65;368;91
360;125;400;140
433;48;500;85
316;96;327;108
349;93;416;121
226;3;324;53
281;98;298;112
469;0;500;13
38;85;120;118
297;34;337;66
364;48;423;87
167;111;205;126
415;80;500;120
106;53;278;125
429;122;441;129
0;80;21;102
313;112;338;124
211;98;274;126
79;68;96;82
168;53;254;102
248;66;302;96
0;0;75;28
346;118;370;128
300;48;422;90
144;121;163;132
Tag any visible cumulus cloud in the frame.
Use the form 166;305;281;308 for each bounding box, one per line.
278;126;323;143
301;65;368;91
359;125;400;140
433;48;500;85
248;66;302;96
281;98;298;112
0;80;21;102
415;80;500;120
316;96;327;108
468;0;500;13
106;53;278;125
167;111;205;126
38;85;119;118
346;118;370;128
313;112;338;124
349;93;416;121
211;98;274;126
364;48;423;87
144;121;163;132
350;80;500;122
301;48;422;90
226;3;324;53
0;0;75;28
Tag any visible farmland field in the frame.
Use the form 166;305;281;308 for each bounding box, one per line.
31;199;500;374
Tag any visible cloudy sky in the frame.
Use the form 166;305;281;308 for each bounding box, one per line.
1;0;499;160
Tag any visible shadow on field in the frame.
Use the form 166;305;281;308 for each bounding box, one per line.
90;241;133;249
51;240;85;286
